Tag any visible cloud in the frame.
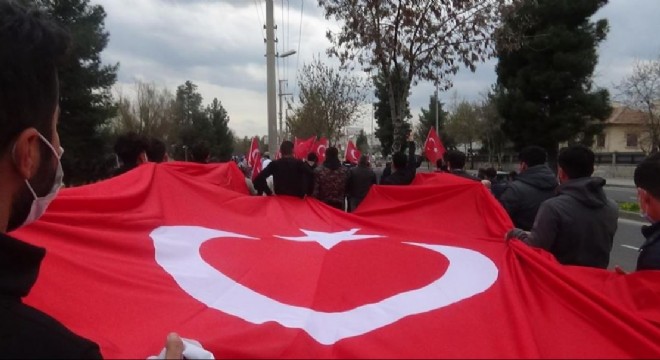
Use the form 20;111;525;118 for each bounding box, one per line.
94;0;660;138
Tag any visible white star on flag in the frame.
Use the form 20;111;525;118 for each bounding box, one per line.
275;229;383;250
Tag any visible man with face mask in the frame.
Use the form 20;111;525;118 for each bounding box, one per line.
634;152;660;271
0;1;183;358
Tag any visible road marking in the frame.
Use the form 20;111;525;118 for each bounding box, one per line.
621;244;640;251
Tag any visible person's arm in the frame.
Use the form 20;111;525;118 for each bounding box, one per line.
526;202;560;251
254;162;275;195
637;240;660;271
499;184;520;216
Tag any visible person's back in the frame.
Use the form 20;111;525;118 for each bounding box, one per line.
500;146;558;230
380;136;417;185
314;147;349;210
254;141;312;198
507;145;618;268
347;155;377;211
444;150;480;182
113;132;148;176
538;177;618;267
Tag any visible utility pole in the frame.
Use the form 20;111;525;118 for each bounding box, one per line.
265;0;277;154
278;79;292;143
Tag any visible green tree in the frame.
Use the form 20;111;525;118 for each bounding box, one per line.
355;130;369;154
318;0;514;153
446;101;482;156
206;98;234;161
113;81;176;142
28;0;118;184
478;92;510;166
373;69;411;157
172;81;234;161
495;0;612;166
415;94;452;150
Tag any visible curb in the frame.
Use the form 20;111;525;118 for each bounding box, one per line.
619;210;649;223
605;183;636;189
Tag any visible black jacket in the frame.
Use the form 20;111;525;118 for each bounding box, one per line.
0;233;101;358
448;169;480;182
527;177;618;269
636;222;660;271
347;165;377;201
253;156;314;198
380;142;417;185
500;165;558;231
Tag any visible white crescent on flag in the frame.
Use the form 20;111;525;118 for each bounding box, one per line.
151;225;499;345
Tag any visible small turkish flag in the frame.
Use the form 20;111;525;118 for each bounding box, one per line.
345;140;361;164
247;137;260;168
251;152;262;181
424;127;446;164
294;136;316;160
313;137;329;164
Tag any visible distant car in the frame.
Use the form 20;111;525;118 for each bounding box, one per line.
496;171;509;182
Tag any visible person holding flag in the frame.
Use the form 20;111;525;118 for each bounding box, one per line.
253;141;313;198
380;132;418;186
0;2;183;358
423;126;446;169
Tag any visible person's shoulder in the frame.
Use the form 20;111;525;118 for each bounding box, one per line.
0;300;101;358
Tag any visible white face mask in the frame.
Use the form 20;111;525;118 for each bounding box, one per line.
19;132;64;227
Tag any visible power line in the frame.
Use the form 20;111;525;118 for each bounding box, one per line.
253;0;266;41
294;0;304;96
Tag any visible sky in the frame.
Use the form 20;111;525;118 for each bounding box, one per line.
92;0;660;138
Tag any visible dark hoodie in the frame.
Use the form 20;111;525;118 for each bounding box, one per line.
527;177;618;268
500;165;558;230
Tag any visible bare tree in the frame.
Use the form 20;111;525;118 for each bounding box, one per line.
113;81;176;142
287;58;367;143
318;0;516;152
617;57;660;153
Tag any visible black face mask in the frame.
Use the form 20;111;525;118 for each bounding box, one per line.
7;142;57;232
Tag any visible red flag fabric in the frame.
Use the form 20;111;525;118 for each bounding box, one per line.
251;152;262;181
345;140;361;164
10;166;660;358
247;137;260;167
294;136;316;160
424;126;446;164
313;137;329;164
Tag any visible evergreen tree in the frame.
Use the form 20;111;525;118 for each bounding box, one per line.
415;95;452;149
355;130;369;154
28;0;118;184
206;98;234;161
373;70;411;157
495;0;612;166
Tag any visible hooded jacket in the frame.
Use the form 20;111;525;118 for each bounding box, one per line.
500;165;558;230
527;177;618;268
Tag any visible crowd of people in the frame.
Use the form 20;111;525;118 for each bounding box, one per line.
1;0;660;358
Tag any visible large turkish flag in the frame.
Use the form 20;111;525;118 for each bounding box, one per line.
11;163;660;358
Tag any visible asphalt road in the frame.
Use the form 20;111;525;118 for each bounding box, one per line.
610;218;647;272
604;186;637;203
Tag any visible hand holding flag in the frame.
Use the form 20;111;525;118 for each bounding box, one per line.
424;127;446;164
345;140;361;164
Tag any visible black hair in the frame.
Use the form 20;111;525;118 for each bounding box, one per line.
324;146;341;170
519;146;547;167
634;152;660;199
191;141;210;163
392;151;407;169
485;167;497;179
306;152;318;162
280;140;294;156
445;150;466;169
358;154;369;167
0;0;70;152
146;137;167;163
114;132;148;167
557;145;594;179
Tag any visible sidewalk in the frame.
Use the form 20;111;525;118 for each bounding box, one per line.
603;177;635;188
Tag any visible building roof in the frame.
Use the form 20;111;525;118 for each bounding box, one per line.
606;106;648;125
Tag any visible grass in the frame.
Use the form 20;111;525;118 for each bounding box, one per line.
619;201;640;212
